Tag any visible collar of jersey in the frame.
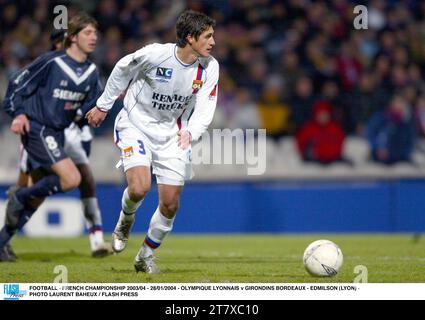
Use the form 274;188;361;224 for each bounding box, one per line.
174;45;197;67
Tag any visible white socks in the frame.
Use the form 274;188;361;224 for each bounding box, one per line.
122;187;143;216
141;207;174;258
82;197;104;251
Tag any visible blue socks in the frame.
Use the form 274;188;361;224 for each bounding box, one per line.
0;225;15;248
0;174;62;250
15;174;63;204
0;205;37;248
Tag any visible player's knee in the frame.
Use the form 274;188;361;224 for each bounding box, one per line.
159;200;179;218
128;184;150;202
61;172;81;191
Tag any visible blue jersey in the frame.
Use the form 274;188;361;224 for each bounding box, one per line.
3;50;102;130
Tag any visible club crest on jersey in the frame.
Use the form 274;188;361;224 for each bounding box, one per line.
123;146;134;158
192;80;203;93
156;67;173;79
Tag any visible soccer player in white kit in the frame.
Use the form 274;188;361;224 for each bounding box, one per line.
86;10;219;273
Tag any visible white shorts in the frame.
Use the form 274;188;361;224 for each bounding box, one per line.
63;124;90;166
19;124;89;173
113;110;193;186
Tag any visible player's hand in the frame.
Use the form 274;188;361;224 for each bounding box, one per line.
86;107;107;128
177;130;192;150
11;114;30;135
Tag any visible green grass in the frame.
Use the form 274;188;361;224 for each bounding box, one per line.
1;234;425;283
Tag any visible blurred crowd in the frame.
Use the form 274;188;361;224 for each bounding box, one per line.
1;0;425;165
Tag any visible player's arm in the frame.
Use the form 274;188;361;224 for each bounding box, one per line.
3;81;29;135
181;61;219;148
82;69;106;127
3;53;53;134
86;45;156;127
77;73;102;155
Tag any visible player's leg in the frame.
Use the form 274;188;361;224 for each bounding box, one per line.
16;171;31;187
64;125;111;256
134;183;183;274
9;121;81;216
1;122;79;260
16;145;32;188
112;165;151;252
133;134;191;273
3;148;32;260
3;158;79;246
12;158;80;209
112;110;152;253
0;169;46;261
76;163;112;257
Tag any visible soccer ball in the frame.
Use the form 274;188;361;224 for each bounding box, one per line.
303;240;343;277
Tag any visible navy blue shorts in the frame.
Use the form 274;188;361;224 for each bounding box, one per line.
21;120;67;171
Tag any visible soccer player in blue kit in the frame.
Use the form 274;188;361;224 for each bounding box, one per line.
0;13;102;261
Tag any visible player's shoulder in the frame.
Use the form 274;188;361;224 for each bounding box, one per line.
85;57;99;70
134;42;172;58
32;50;64;66
199;55;219;72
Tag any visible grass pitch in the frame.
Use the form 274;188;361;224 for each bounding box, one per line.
0;234;424;283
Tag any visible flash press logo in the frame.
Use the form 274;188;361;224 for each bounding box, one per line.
3;284;27;300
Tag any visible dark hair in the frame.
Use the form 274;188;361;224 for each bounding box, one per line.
50;29;66;50
64;12;98;48
176;10;216;48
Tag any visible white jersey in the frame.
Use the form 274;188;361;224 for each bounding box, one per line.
97;43;219;141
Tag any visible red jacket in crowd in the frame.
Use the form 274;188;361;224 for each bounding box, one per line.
296;101;346;163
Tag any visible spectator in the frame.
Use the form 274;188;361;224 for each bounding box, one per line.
336;42;363;91
229;88;260;130
414;95;425;136
296;101;346;164
289;76;316;131
257;75;290;139
1;0;425;140
348;73;382;135
367;94;416;164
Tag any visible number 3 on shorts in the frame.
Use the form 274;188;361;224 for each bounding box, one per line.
137;140;146;155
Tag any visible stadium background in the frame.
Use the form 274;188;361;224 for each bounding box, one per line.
0;0;425;237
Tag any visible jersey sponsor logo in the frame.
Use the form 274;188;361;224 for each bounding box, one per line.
53;88;86;101
156;67;173;79
123;146;134;158
60;80;68;87
151;92;191;111
64;102;81;110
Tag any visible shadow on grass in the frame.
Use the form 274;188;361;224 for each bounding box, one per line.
10;251;91;262
161;256;300;264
